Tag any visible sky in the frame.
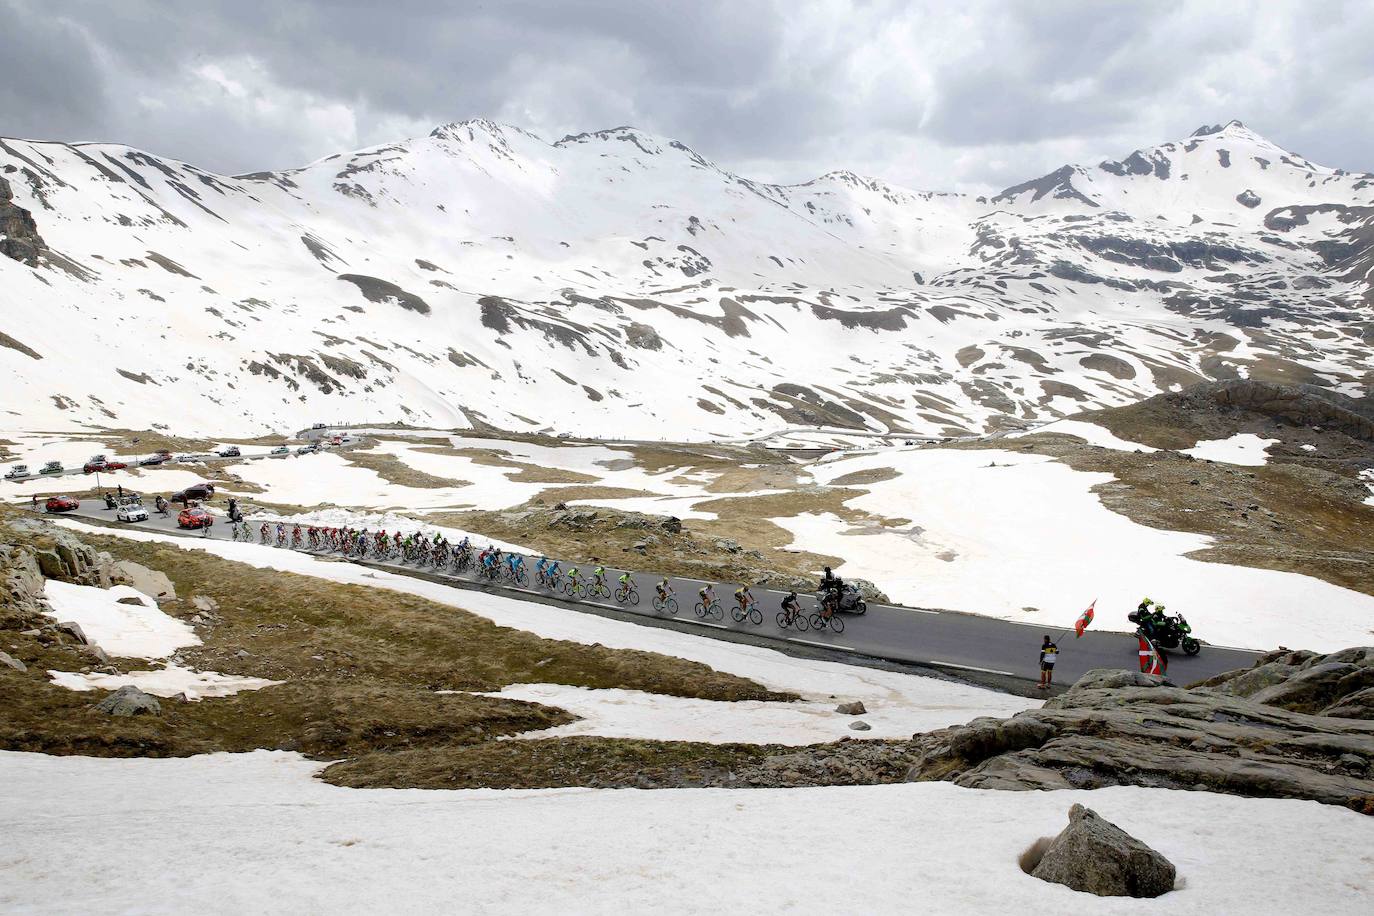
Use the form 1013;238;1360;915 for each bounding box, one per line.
3;0;1372;193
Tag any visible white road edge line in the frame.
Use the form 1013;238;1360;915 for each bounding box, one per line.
928;659;1015;676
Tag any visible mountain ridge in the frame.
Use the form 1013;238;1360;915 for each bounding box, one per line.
0;118;1369;437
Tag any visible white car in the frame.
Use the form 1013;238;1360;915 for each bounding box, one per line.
4;464;28;480
116;499;149;523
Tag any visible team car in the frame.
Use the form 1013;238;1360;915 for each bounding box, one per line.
177;507;214;529
45;496;80;513
116;496;149;523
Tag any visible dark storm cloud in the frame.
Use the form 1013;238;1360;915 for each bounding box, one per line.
2;0;1371;189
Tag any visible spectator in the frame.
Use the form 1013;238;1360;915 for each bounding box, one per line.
1038;636;1059;690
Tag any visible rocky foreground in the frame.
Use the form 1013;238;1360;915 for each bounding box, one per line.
591;651;1374;813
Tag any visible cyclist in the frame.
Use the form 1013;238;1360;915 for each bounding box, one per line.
655;578;673;602
275;522;286;545
393;530;404;550
699;583;716;608
567;566;581;590
507;552;523;576
433;531;443;545
260;521;270;541
618;571;633;590
458;535;471;553
591;565;606;591
735;584;754;614
780;591;801;623
535;556;549;583
546;560;561;586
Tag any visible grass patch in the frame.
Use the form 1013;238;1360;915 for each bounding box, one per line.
342;449;469;489
323;736;784;789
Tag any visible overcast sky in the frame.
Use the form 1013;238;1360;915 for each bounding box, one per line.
3;0;1371;192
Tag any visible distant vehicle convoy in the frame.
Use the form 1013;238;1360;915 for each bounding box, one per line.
5;435;346;482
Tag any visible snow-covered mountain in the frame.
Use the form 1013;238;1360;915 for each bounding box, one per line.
1;119;1369;437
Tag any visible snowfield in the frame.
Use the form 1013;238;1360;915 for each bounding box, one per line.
786;447;1374;651
43;581;199;659
0;750;1368;915
485;676;1034;745
1181;433;1278;466
42;579;279;699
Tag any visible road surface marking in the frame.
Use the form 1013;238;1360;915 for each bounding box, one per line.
928;659;1015;676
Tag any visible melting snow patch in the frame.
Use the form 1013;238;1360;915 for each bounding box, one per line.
49;666;281;700
1182;433;1277;466
42;581;199;659
484;680;1034;745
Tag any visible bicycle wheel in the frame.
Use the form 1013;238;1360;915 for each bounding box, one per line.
808;613;824;630
830;615;845;634
665;597;678;616
730;604;745;623
710;601;723;621
627;589;639;606
615;587;628;603
776;611;789;629
748;606;762;626
694;601;707;619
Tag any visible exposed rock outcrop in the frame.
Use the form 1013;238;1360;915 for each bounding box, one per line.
0;175;47;266
907;652;1374;812
1028;804;1176;898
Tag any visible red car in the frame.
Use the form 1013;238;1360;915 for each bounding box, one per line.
82;461;106;474
45;496;80;513
177;507;214;529
104;461;128;471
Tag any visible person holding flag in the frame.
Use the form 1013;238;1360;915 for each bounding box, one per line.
1037;636;1059;689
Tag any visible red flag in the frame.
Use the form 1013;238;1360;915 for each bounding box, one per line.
1074;599;1097;638
1137;634;1167;675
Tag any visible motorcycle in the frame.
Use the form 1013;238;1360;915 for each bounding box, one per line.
1127;607;1201;656
815;583;868;615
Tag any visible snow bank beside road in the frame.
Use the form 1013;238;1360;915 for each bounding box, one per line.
1;749;1368;914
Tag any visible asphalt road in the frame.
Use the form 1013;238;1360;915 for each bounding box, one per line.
47;499;1261;688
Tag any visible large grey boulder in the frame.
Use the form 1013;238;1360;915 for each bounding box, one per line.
110;561;176;600
1030;805;1175;897
0;649;26;672
93;685;162;717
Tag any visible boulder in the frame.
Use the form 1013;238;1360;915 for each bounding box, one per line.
191;595;219;613
1029;804;1175;897
849;720;872;731
0;650;26;672
92;685;162;717
836;701;867;715
55;620;89;645
116;595;147;606
110;560;176;600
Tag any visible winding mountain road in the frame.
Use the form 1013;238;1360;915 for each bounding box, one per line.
45;500;1262;690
